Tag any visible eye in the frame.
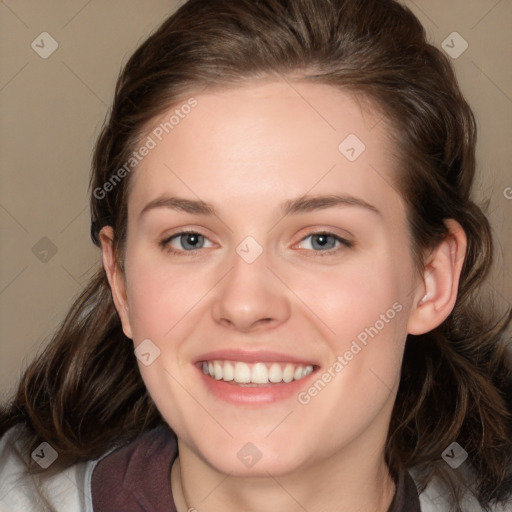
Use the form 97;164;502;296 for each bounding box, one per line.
160;231;214;254
296;232;353;255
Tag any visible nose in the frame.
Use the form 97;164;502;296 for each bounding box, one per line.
211;245;291;333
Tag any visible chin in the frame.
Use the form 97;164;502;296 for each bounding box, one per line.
193;437;312;478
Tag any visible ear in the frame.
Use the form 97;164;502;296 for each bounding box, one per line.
407;219;467;335
99;226;133;339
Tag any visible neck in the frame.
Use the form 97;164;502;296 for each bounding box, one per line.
171;442;396;512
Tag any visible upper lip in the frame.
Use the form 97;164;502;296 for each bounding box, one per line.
194;349;319;367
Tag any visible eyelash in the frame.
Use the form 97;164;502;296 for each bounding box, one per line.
159;230;354;257
296;232;354;257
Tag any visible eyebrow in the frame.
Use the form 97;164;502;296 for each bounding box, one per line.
139;193;381;219
281;194;381;217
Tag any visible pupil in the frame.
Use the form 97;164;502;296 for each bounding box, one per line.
183;233;202;249
313;234;335;250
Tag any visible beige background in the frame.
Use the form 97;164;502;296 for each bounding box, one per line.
1;0;511;395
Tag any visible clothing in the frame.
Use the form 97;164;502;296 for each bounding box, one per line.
0;424;508;511
91;426;177;511
91;424;419;512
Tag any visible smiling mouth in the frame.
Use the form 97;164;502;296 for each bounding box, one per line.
200;360;315;385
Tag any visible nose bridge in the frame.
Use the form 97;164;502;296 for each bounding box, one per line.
211;237;290;331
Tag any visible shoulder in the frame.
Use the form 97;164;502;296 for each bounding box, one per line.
0;425;99;512
410;467;512;512
0;424;176;512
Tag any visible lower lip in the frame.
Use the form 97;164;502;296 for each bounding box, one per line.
197;366;317;405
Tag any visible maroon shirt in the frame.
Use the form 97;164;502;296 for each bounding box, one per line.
91;425;422;511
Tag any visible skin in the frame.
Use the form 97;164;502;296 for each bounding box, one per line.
101;79;466;512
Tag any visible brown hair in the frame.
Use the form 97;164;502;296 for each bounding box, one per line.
2;0;511;508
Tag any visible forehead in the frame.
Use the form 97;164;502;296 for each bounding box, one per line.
127;79;403;221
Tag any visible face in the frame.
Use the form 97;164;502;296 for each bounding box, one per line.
105;80;425;477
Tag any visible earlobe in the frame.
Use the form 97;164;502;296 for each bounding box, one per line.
99;226;133;339
407;219;467;335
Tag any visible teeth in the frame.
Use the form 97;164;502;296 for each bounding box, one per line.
251;363;269;384
268;363;282;383
223;361;234;381
202;360;314;384
214;361;223;380
283;364;294;383
234;362;251;383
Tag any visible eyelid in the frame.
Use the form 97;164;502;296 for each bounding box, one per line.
293;231;354;254
159;225;215;243
159;229;216;254
294;224;354;243
159;227;354;256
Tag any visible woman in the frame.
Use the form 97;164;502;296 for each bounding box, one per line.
1;0;511;511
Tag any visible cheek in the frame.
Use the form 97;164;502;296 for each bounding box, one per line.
293;254;409;394
287;253;407;343
123;249;217;342
122;253;209;423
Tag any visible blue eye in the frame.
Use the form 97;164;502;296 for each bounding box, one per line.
159;230;353;257
297;232;353;254
160;231;213;253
